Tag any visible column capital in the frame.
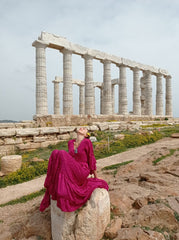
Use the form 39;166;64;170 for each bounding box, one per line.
116;63;127;68
32;40;49;49
82;54;93;60
130;66;140;72
101;59;111;64
52;80;60;84
165;75;172;80
60;48;73;54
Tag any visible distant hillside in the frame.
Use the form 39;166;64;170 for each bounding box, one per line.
0;120;18;123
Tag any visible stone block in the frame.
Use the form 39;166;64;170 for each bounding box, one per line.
59;127;76;134
57;134;70;140
88;125;99;131
0;139;4;145
97;123;109;131
16;128;39;137
0;145;15;157
114;134;125;140
0;129;16;137
4;138;15;145
40;140;60;148
89;136;97;142
1;155;22;175
39;127;59;134
108;124;120;130
33;136;47;143
51;188;110;240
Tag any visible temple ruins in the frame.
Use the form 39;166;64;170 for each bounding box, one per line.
32;32;172;120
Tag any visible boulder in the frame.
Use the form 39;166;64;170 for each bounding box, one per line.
114;134;125;140
90;136;97;142
51;188;110;240
1;155;22;175
105;217;122;239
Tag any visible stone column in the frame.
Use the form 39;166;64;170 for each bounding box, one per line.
61;49;73;115
33;41;48;115
118;65;128;115
100;86;104;114
156;73;163;115
165;75;172;116
140;76;146;115
79;85;85;115
132;67;141;115
102;60;112;115
111;84;115;114
53;80;60;115
144;71;153;116
83;54;95;115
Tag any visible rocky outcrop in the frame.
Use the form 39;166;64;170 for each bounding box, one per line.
51;188;110;240
1;155;22;175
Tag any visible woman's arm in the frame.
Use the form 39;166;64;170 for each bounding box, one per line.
93;170;98;178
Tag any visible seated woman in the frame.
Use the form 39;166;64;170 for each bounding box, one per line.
40;127;109;212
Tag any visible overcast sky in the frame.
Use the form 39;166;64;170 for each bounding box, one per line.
0;0;179;121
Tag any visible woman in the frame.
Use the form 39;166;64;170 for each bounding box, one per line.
40;127;109;212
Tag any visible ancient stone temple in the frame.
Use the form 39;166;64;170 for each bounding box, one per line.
32;32;172;119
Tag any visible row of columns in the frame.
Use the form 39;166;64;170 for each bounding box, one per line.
34;42;172;117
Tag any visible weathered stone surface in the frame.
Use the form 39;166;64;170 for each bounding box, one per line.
57;133;70;140
16;128;39;137
109;124;120;130
16;142;41;150
132;197;148;209
0;129;16;137
0;139;4;145
105;217;122;239
167;197;179;215
59;126;76;134
0;145;15;157
171;133;179;138
97;123;109;131
89;136;97;142
114;134;125;140
114;227;165;240
39;127;59;134
33;136;47;143
51;188;110;240
1;155;22;175
88;125;99;131
4;138;15;145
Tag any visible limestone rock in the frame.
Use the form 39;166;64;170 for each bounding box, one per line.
51;188;110;240
39;127;59;134
171;133;179;138
16;128;39;137
97;123;109;131
132;197;148;209
114;134;125;140
57;133;70;140
0;129;16;137
105;217;122;239
59;126;76;134
90;136;97;142
1;155;22;175
114;227;165;240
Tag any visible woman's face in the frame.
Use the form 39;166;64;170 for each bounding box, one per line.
77;127;88;137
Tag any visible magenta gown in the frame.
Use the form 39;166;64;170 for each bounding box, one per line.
39;138;109;212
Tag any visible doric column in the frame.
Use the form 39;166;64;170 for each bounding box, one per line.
33;41;48;115
140;76;146;115
83;54;95;115
102;59;112;115
100;85;104;114
156;73;163;115
53;80;60;115
61;49;73;115
132;67;141;115
79;85;85;115
165;75;172;116
118;65;128;115
144;71;153;116
111;84;115;114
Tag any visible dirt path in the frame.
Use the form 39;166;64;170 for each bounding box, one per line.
0;137;178;205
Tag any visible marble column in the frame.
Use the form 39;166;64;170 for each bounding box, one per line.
165;75;172;116
79;85;85;115
100;86;104;114
156;73;163;115
140;76;146;115
53;80;60;115
61;49;73;115
132;67;141;115
111;84;115;114
83;54;95;115
33;41;48;115
118;65;128;115
102;60;112;115
144;71;153;116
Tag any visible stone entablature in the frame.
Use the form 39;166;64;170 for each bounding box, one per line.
32;32;172;118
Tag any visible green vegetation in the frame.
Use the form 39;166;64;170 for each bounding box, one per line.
152;149;177;165
0;188;45;207
102;160;133;171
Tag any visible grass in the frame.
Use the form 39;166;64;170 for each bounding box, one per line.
152;149;177;165
102;160;133;171
0;188;45;207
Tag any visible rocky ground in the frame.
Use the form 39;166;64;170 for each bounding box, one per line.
0;137;179;240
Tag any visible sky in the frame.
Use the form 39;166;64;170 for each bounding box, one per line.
0;0;179;121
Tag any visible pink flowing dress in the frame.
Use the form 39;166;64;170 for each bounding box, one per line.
39;138;109;212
